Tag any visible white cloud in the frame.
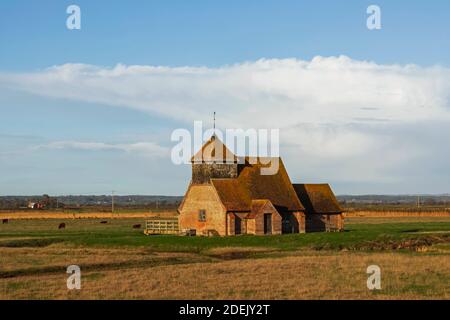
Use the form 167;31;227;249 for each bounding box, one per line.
35;141;169;158
2;56;449;128
2;56;450;191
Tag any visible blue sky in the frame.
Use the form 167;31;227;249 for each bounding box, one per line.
1;0;450;69
1;1;450;195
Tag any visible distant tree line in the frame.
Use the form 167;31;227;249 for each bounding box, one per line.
0;195;183;210
0;194;61;210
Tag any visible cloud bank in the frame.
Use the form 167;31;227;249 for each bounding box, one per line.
1;56;450;192
35;141;169;158
2;56;449;128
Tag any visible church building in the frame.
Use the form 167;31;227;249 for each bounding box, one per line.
178;136;344;236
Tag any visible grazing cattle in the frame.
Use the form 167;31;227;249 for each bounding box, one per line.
133;224;141;229
100;221;108;224
58;223;66;230
2;219;8;224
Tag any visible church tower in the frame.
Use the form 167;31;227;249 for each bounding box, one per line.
191;135;241;184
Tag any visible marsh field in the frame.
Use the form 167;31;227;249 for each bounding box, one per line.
0;215;449;300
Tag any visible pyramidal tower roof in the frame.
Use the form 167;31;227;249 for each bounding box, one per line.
191;135;239;163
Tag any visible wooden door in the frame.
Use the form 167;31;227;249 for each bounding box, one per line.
235;216;241;235
264;214;272;235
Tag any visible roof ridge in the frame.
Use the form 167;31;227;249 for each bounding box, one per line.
211;157;305;212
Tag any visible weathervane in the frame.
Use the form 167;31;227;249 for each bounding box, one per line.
213;111;216;137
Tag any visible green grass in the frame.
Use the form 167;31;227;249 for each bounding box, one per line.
0;218;450;253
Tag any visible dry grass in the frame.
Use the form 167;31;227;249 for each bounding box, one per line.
0;211;177;220
4;210;449;220
345;216;450;224
345;211;450;218
0;245;186;272
1;216;449;299
204;246;275;255
1;246;449;300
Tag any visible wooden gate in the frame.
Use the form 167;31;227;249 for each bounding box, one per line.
144;218;179;235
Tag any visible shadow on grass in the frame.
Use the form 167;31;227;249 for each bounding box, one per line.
0;255;213;279
401;229;421;233
0;238;64;248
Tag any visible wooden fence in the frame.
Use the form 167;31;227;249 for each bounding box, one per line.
144;218;179;235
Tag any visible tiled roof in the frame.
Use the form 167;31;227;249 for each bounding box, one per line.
211;157;305;212
292;184;343;214
191;136;239;163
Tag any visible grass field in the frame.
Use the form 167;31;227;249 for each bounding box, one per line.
1;216;449;299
